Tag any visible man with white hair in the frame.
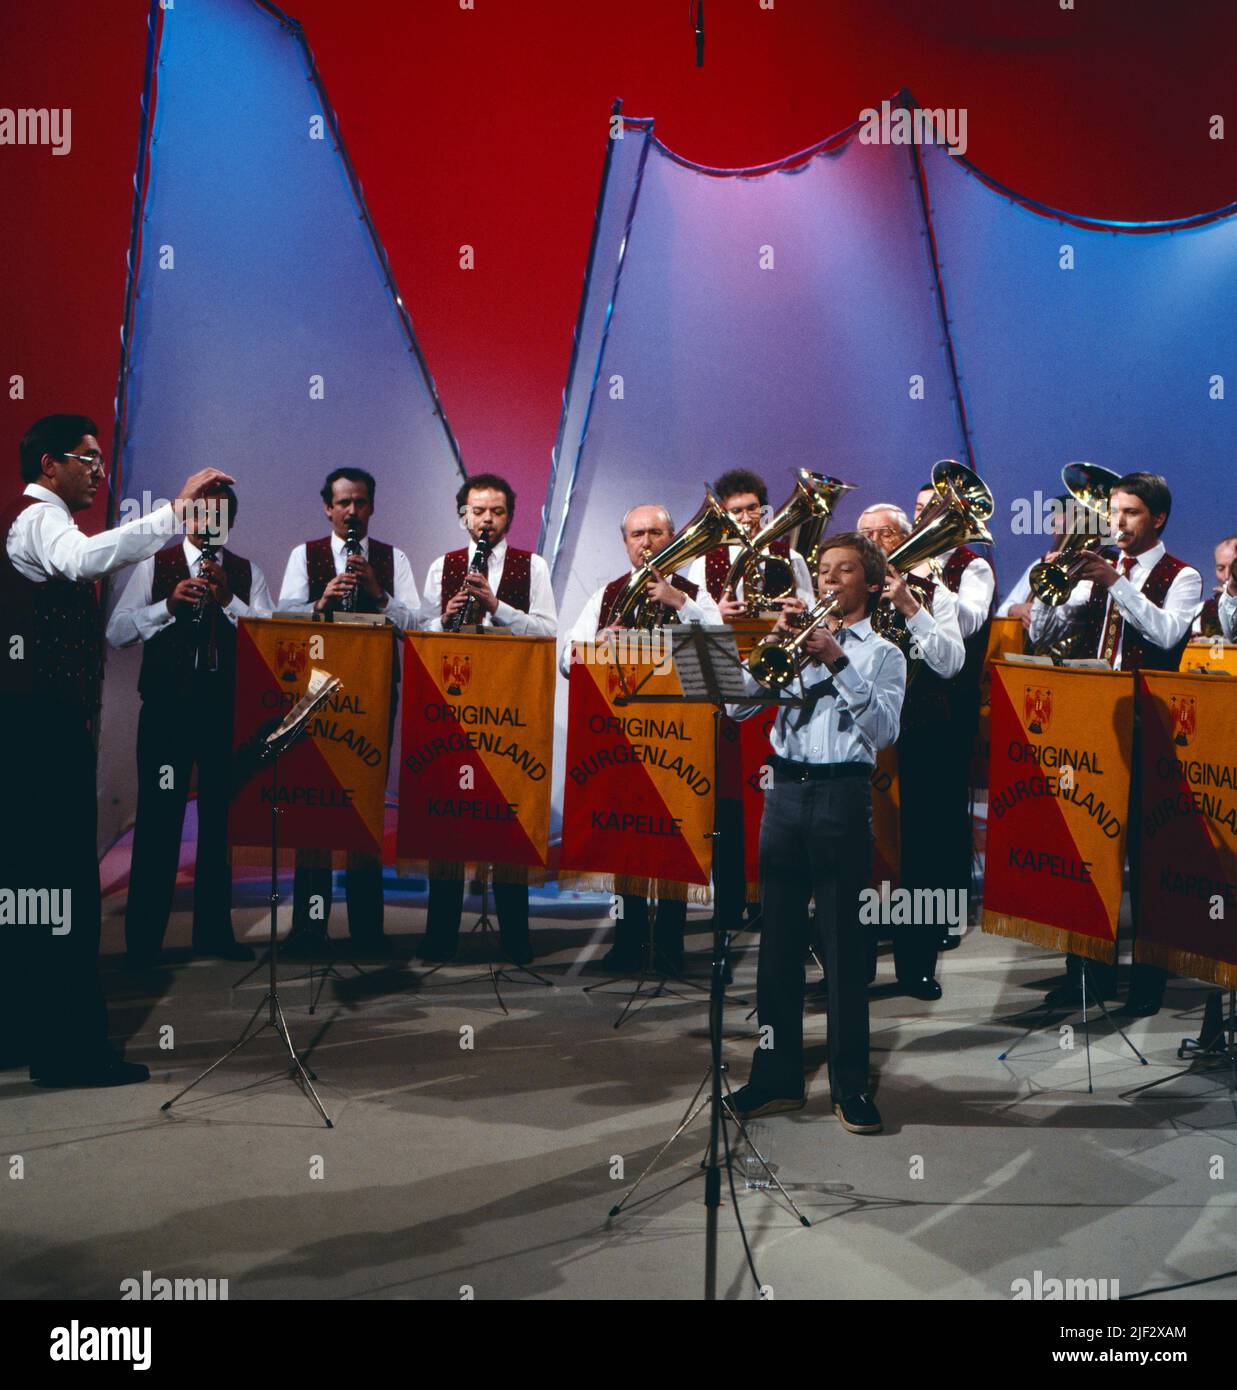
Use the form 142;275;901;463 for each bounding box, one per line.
560;503;721;971
857;503;965;998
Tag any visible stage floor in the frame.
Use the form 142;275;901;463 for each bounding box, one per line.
1;885;1233;1302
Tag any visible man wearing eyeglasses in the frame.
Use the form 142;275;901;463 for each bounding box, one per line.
1;413;234;1088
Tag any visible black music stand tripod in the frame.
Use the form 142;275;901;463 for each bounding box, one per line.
602;623;809;1298
161;682;338;1128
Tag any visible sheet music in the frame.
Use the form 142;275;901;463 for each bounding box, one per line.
268;667;341;746
668;624;750;701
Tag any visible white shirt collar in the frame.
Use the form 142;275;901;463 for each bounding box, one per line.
469;535;507;561
330;531;368;557
1127;540;1165;571
23;482;69;515
842;616;873;641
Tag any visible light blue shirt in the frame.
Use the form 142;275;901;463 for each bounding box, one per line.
728;616;906;765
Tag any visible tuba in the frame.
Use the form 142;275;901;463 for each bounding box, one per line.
722;470;856;615
869;459;995;651
609;487;748;630
1028;463;1119;606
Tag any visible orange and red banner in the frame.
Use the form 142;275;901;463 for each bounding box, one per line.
397;633;554;870
1135;671;1237;988
976;616;1026;788
982;661;1133;961
1181;640;1237;677
230;617;394;859
561;648;715;889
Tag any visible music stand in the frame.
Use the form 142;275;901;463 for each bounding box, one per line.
161;671;341;1128
602;623;810;1300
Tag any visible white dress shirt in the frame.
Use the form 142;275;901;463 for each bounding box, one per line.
915;547;994;639
1218;588;1237;641
6;482;178;583
727;617;905;764
559;570;723;676
904;583;965;678
685;545;815;608
279;532;420;630
996;558;1036;617
106;538;274;648
423;535;557;636
1028;540;1202;668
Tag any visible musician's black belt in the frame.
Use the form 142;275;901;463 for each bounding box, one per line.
768;754;873;784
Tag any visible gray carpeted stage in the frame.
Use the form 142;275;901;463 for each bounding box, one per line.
1;888;1233;1302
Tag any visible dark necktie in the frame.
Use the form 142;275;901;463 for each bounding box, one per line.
1099;556;1137;666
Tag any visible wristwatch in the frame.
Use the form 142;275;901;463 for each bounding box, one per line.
827;653;851;675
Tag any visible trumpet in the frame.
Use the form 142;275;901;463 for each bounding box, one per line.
747;592;844;690
869;458;994;651
722;469;855;615
608;486;747;629
1028;463;1119;606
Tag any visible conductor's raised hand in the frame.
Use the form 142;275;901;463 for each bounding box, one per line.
173;468;235;522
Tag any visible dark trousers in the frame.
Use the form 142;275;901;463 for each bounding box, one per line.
892;716;974;981
749;777;872;1102
293;854;384;943
614;895;687;960
125;692;237;957
424;877;531;954
0;697;113;1073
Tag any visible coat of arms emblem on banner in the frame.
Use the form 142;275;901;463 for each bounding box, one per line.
443;653;471;696
1024;685;1053;735
1169;693;1197;747
276;640;308;684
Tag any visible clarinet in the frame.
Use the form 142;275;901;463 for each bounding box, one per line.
191;532;220;627
446;525;494;632
340;517;362;613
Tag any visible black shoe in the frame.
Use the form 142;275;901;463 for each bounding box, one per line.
599;948;645;973
834;1093;882;1134
1117;997;1161;1018
939;933;962;952
416;938;458;964
33;1059;150;1089
1043;984;1084;1008
194;940;256;963
899;975;942;1001
281;929;329;959
724;1083;806;1120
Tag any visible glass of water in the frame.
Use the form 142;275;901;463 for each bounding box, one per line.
739;1121;773;1190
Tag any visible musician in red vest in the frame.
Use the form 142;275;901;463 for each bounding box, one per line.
107;486;273;968
1193;533;1237;637
1;412;233;1086
1220;555;1237;641
418;473;558;964
560;503;722;971
910;479;995;952
278;467;420;956
685;470;814;945
1030;471;1202;1015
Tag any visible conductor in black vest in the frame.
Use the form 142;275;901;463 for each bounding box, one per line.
278;467;421;955
107;486;274;967
1;412;233;1086
418;474;558;964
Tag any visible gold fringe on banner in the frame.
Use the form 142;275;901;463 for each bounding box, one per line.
556;870;713;906
1134;939;1237;991
395;859;547;887
982;910;1116;965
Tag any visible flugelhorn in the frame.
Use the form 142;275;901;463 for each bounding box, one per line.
747;592;844;690
870;458;995;648
1028;463;1119;606
609;487;747;629
722;469;855;614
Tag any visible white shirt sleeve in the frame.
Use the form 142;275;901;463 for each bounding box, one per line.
492;553;558;637
1220;589;1237;642
832;639;907;752
226;558;274;624
383;547;421;631
277;543;312;613
560;586;605;677
953;555;995;638
1110;564;1202;651
678;581;723;626
9;498;179;584
105;557;168;647
905;585;965;679
1028;575;1093;650
420;555;446;632
996;560;1034;617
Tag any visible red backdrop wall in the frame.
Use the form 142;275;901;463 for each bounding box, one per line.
1;0;1233;546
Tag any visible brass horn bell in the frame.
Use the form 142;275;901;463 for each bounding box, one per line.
1028;462;1119;607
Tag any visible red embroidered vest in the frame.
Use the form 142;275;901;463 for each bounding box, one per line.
306;535;395;613
440;545;533;614
703;537;793;603
940;545;992;693
598;572;700;632
138;543;253;698
1196;595;1221;639
1076;551;1190;672
0;495;103;719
